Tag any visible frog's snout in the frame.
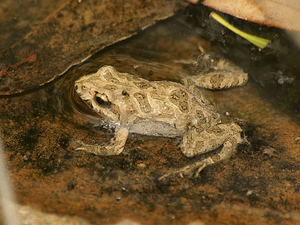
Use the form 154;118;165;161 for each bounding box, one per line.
74;82;88;94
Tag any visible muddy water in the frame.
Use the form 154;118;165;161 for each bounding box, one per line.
1;16;300;225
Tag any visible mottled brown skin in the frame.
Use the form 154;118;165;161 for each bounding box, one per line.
74;65;247;178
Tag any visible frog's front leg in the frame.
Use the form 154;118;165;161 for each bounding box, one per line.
159;123;244;180
74;127;129;156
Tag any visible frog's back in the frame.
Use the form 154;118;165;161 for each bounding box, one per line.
127;79;192;114
128;79;210;122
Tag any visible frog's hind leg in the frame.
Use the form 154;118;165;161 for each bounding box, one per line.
74;127;129;156
159;123;244;180
185;70;248;90
182;59;248;90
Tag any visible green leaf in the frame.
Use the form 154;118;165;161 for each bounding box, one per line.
210;12;270;49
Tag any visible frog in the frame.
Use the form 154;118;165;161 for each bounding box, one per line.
74;61;248;178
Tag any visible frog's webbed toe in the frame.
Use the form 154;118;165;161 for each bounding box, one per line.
73;140;122;156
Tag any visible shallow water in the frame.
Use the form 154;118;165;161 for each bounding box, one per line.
1;11;300;225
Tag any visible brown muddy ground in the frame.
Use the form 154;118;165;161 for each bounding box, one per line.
1;15;300;225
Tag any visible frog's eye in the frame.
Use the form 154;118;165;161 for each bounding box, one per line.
95;96;105;105
95;93;109;105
